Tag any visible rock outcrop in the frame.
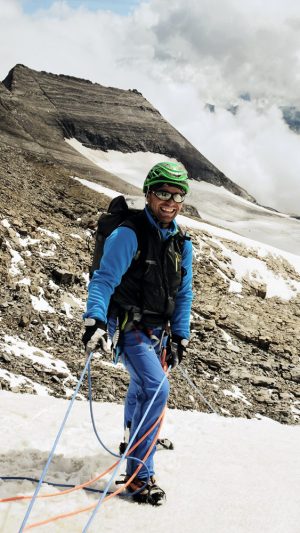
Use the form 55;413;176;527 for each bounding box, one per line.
1;64;254;201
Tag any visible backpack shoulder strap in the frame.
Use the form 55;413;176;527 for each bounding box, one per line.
120;211;150;262
174;224;191;254
89;196;136;279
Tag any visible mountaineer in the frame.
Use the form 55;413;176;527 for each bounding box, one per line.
82;161;193;505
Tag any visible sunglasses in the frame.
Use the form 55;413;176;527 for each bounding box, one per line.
151;189;186;203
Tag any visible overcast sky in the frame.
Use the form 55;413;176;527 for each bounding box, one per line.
1;0;300;214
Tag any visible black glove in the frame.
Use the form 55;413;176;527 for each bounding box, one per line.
82;318;108;354
166;334;188;369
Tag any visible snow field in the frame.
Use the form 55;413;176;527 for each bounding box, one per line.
66;140;300;255
0;391;300;533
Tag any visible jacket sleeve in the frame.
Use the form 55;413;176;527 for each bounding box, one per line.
170;237;194;339
83;227;138;322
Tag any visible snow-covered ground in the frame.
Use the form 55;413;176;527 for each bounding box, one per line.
1;391;300;533
0;335;81;399
66;139;300;255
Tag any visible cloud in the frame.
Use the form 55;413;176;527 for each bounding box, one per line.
146;0;300;104
183;103;300;214
0;0;300;214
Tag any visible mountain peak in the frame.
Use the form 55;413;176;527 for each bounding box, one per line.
0;63;255;202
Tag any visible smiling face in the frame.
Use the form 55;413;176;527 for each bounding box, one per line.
146;183;185;227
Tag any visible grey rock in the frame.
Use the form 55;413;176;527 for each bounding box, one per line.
229;369;252;381
279;392;293;400
289;368;300;383
250;376;277;387
1;353;11;363
256;360;276;371
18;314;31;327
250;281;267;299
252;390;275;404
203;319;216;331
52;268;75;286
198;354;222;370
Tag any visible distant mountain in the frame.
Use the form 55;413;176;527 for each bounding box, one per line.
280;106;300;134
0;64;254;201
204;95;300;135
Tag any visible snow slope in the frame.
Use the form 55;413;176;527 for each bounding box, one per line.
1;391;300;533
66;140;300;255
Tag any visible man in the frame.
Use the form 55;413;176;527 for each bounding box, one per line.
82;162;193;505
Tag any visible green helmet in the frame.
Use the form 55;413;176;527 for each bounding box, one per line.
143;162;189;194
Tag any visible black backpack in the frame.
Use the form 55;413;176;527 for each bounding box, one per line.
89;195;147;279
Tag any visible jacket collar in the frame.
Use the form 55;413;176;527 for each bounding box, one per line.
144;205;178;239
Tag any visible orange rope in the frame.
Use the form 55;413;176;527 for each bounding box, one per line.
24;410;165;530
0;410;165;504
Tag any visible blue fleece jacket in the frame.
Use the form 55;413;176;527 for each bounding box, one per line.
84;206;193;339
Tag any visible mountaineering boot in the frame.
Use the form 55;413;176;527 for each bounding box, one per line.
126;476;166;506
156;438;174;450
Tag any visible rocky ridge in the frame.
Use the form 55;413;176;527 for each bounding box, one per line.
0;64;254;202
0;142;299;425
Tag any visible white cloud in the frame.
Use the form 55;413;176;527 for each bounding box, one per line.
0;0;300;214
168;101;300;214
146;0;300;104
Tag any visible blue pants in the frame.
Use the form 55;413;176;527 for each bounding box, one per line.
108;320;169;480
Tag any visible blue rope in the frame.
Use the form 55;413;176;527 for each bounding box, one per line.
87;364;150;479
1;357;148;505
16;353;168;531
0;373;149;498
82;365;171;533
18;351;94;533
87;363;121;458
178;365;217;414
